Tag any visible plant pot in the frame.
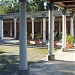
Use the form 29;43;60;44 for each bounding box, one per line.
66;42;73;48
54;41;57;46
35;39;40;44
27;39;30;44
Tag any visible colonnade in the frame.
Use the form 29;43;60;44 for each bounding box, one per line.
0;17;17;39
0;1;75;74
31;14;46;43
18;1;75;75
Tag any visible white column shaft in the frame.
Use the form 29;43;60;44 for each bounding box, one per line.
31;18;34;39
59;20;61;36
70;17;74;36
48;10;54;55
14;18;17;38
41;19;42;37
62;15;66;48
19;2;28;70
0;19;3;39
43;18;46;43
10;21;12;37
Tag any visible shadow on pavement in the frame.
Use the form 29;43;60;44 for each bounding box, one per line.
0;55;19;75
29;60;75;75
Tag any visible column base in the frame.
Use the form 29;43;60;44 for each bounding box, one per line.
48;55;55;61
18;69;29;75
62;47;68;52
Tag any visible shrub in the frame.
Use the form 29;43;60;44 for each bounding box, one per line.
66;35;74;43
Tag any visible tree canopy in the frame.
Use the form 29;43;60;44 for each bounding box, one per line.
0;0;58;14
28;0;44;12
0;0;19;14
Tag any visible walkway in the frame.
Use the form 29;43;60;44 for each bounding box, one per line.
29;49;75;75
0;38;75;75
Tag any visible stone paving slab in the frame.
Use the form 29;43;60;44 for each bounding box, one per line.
29;60;75;75
0;38;75;75
29;49;75;75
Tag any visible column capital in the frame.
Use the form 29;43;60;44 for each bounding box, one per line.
14;18;17;21
70;12;74;18
42;14;46;18
47;2;54;11
31;16;34;21
61;9;67;15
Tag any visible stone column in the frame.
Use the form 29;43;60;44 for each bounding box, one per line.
59;18;61;37
10;20;12;37
0;17;3;40
47;2;55;60
61;9;67;51
31;17;34;39
14;18;17;39
40;18;43;38
42;14;46;43
70;13;74;36
19;0;28;75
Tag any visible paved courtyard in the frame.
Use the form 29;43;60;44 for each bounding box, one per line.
0;38;75;75
29;49;75;75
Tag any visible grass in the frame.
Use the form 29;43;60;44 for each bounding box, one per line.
0;45;58;74
0;48;6;54
27;48;48;62
0;46;58;62
0;46;48;61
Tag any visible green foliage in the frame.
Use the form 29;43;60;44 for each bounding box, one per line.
54;33;57;41
29;33;32;39
66;35;74;43
59;35;74;43
0;0;19;14
28;0;44;12
0;0;44;14
0;4;7;14
35;34;41;40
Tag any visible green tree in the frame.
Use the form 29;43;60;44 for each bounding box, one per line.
0;0;45;14
0;0;19;14
28;0;44;12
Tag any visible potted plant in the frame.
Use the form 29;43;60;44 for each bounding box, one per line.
54;33;57;46
35;34;41;44
27;32;31;44
27;35;30;44
66;35;74;48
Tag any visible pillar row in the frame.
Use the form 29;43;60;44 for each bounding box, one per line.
0;18;3;39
